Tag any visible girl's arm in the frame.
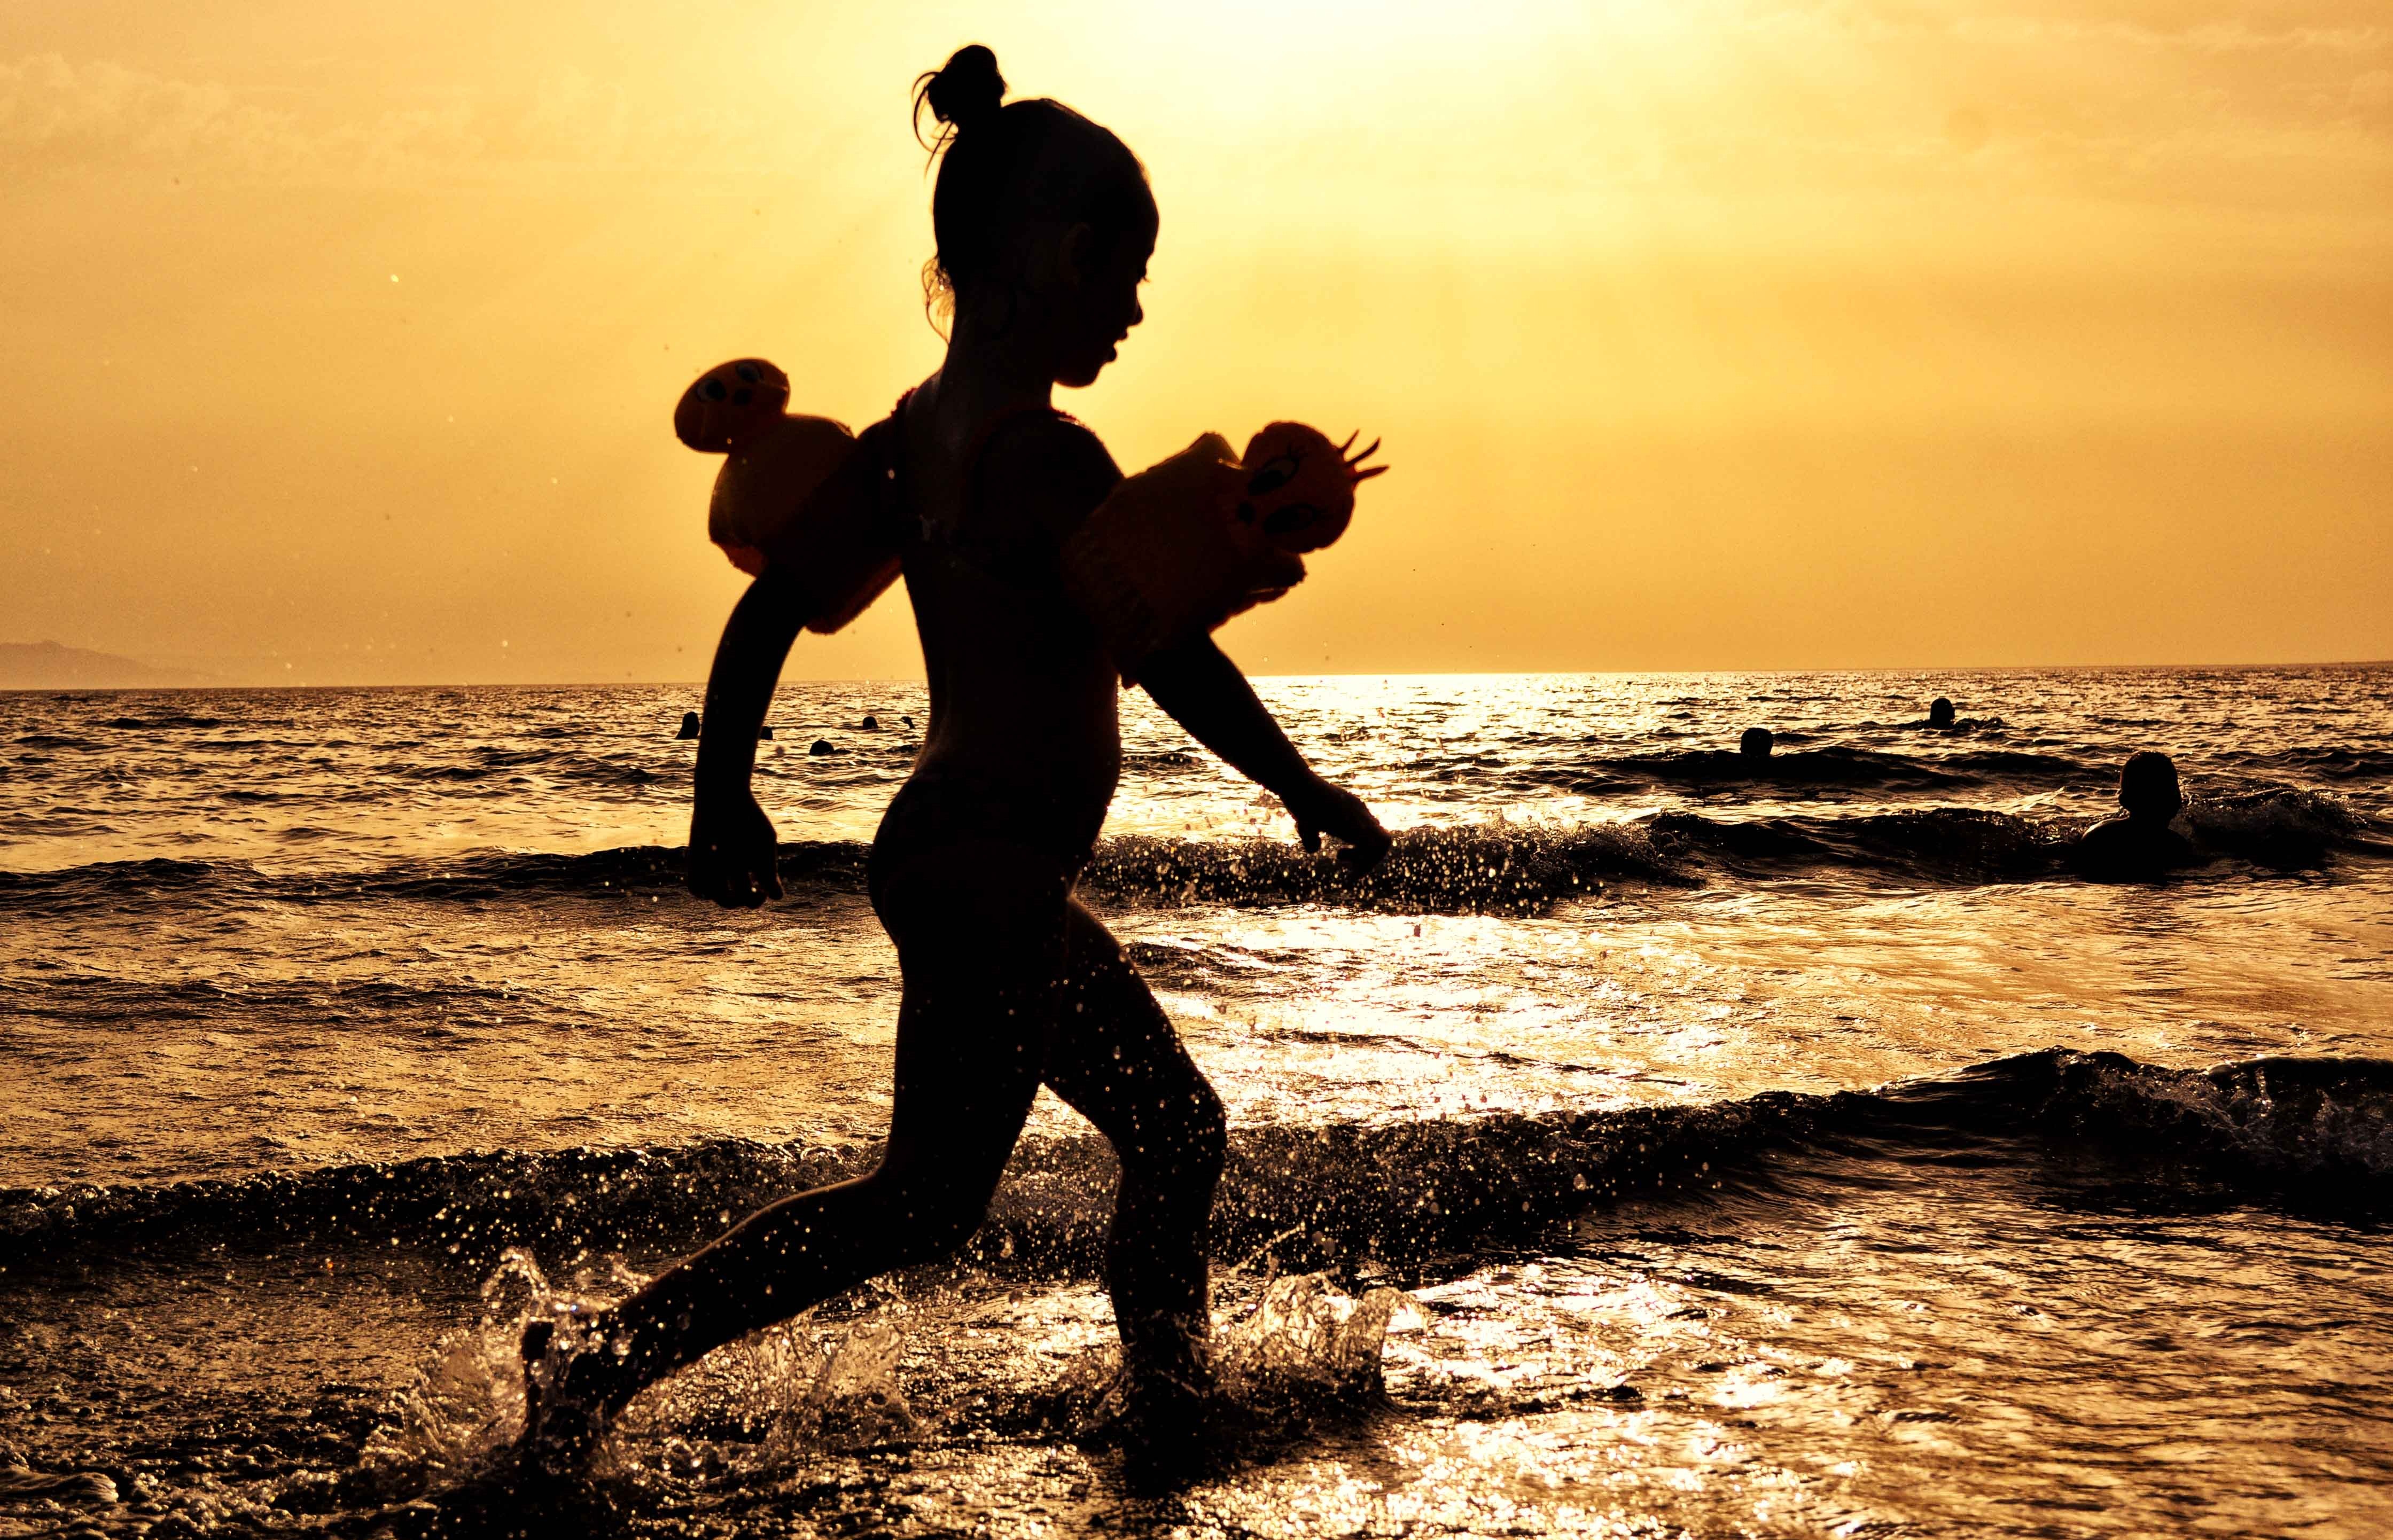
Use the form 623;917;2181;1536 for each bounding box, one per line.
984;414;1388;865
688;568;809;908
1138;632;1391;867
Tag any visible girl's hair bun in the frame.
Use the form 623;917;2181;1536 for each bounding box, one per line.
911;44;1149;325
921;44;1005;135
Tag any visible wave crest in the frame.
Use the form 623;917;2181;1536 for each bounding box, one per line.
1;787;2378;919
11;1051;2386;1269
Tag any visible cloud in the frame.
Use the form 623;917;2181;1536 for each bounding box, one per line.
0;54;289;170
0;53;812;188
4;5;2386;217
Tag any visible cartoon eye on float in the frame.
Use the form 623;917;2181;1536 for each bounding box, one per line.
674;358;792;452
1237;424;1389;552
672;357;862;598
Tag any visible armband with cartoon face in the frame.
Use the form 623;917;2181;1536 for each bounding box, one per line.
1062;423;1385;679
674;358;901;634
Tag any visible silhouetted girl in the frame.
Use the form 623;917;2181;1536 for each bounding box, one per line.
519;44;1389;1475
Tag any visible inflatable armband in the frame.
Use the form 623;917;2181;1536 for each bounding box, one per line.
1235;423;1384;552
1062;422;1383;679
674;358;903;635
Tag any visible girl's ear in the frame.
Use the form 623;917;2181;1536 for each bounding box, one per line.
1057;222;1097;290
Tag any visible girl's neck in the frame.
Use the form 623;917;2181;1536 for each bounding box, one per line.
933;307;1057;425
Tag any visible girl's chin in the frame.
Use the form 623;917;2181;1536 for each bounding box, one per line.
1059;340;1120;387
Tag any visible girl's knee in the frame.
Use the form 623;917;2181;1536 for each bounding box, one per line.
1144;1081;1226;1185
873;1168;1001;1264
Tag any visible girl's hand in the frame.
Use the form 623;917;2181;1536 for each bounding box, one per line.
689;787;783;908
1287;775;1392;872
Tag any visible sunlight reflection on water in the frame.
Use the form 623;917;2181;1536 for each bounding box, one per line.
2;670;2388;1534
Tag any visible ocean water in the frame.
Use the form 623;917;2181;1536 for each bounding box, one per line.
2;668;2389;1538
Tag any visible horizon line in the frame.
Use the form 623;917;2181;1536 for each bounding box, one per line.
6;659;2392;694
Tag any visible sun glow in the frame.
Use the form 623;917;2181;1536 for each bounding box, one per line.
0;1;2384;681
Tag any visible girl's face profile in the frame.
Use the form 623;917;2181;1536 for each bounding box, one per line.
1054;213;1155;389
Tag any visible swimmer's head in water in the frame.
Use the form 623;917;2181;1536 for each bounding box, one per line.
1928;697;1956;728
1740;727;1774;759
2119;751;2184;821
1236;425;1388;553
914;45;1156;388
673;358;790;452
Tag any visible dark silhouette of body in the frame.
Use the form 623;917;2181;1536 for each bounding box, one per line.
2074;751;2200;881
675;711;700;740
1739;727;1773;760
1927;697;1956;729
518;44;1389;1474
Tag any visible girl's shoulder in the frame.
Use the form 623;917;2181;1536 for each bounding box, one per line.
977;405;1118;482
971;408;1123;542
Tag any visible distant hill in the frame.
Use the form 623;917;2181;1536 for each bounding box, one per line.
0;642;211;690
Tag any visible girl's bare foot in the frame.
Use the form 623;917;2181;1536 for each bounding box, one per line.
516;1317;617;1476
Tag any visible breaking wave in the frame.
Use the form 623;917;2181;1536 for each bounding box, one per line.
1647;806;2064;880
0;788;2376;919
10;1051;2386;1268
1649;787;2380;881
2186;786;2387;867
1518;745;2075;796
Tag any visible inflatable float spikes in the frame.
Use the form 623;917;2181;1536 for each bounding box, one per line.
673;357;901;633
1237;424;1388;553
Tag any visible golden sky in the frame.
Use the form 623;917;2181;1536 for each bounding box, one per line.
3;1;2387;682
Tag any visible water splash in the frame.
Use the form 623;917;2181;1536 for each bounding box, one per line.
614;1311;917;1493
1086;826;1673;913
353;1248;573;1495
355;1247;919;1507
1213;1272;1409;1401
1050;1272;1409;1455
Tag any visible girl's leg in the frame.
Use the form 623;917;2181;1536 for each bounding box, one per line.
1039;899;1228;1384
533;846;1069;1424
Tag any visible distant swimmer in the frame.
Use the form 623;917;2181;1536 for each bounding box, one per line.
1911;695;2003;732
861;714;881;731
1739;727;1773;760
676;711;701;740
2073;751;2201;881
